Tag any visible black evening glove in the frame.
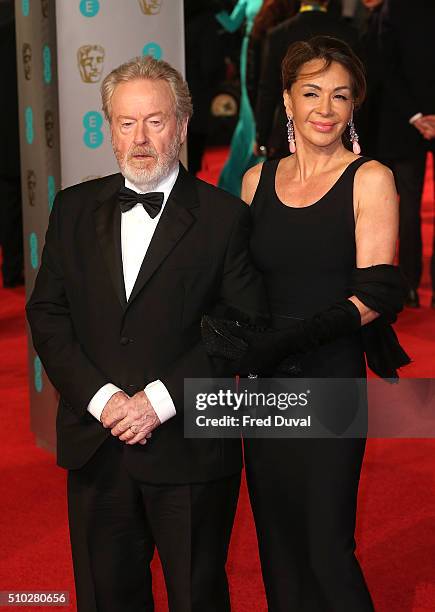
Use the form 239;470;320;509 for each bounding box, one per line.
202;299;361;376
200;316;302;376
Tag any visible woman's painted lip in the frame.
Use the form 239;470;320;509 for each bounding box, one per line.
310;121;336;132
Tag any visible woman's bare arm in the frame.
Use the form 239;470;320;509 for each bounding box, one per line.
350;161;399;325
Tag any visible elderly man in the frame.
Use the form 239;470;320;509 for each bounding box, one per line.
27;56;267;612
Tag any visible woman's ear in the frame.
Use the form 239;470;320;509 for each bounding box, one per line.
283;89;293;118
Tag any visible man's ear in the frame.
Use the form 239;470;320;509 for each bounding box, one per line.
179;117;188;145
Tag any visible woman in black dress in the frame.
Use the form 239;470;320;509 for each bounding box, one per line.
239;37;399;611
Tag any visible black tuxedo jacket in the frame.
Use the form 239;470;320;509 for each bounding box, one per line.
255;11;359;158
378;0;435;158
26;164;268;483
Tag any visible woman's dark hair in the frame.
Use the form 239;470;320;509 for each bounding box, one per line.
281;36;367;108
251;0;299;41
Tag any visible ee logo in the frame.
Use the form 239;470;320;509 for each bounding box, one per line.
83;111;104;148
25;106;34;144
22;0;29;16
48;176;56;212
80;0;100;17
29;232;39;269
43;45;52;84
142;42;162;60
34;356;43;392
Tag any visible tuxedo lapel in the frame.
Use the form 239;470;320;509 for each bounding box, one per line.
93;174;127;308
126;164;199;308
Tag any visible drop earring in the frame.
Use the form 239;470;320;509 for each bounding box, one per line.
348;114;361;155
287;116;296;154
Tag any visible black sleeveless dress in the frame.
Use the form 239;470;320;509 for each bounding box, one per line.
243;158;375;612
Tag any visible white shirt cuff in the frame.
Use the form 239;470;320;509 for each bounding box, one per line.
87;383;123;421
409;112;423;124
145;379;176;424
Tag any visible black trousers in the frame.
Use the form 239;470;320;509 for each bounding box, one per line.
388;152;435;291
0;176;23;286
244;438;374;612
67;436;240;612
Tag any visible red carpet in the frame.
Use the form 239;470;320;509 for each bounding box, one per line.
0;150;434;611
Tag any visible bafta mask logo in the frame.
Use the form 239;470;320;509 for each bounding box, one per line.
211;93;238;118
41;0;49;18
27;170;36;207
138;0;162;15
77;45;105;83
22;43;32;80
45;110;55;148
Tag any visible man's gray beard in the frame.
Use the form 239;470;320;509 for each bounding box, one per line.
116;135;181;191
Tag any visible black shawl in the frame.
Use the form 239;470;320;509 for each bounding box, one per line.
349;264;411;379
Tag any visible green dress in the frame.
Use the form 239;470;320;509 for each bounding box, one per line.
216;0;264;197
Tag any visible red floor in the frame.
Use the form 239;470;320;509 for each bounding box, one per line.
0;150;434;611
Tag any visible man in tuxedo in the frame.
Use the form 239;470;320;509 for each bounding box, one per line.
254;0;359;159
26;56;267;612
378;0;435;308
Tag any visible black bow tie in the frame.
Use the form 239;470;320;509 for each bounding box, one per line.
119;186;164;219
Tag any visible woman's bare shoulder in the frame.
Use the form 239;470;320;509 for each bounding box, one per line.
354;159;398;215
241;162;264;205
355;159;395;187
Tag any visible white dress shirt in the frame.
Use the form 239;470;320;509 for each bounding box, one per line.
87;165;179;424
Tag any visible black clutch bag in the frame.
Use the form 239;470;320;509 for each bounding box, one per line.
201;315;302;376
